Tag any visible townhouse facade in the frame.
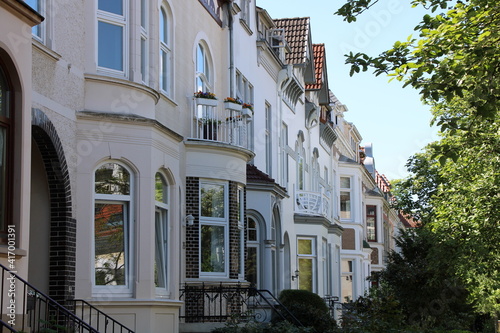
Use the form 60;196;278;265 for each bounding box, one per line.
0;0;408;332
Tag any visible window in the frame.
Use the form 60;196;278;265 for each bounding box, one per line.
322;239;328;295
340;176;352;220
235;71;254;105
140;0;148;83
341;259;354;302
0;65;12;242
94;163;132;294
97;0;127;75
297;237;316;292
26;0;45;41
196;43;212;93
240;0;251;23
154;173;169;293
246;217;260;287
296;138;305;191
280;123;288;187
200;181;228;276
366;205;377;242
160;5;172;94
265;103;271;175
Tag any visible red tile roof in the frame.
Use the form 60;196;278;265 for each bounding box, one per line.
305;44;325;90
398;211;420;228
274;17;310;65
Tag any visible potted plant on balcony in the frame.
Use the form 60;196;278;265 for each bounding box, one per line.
223;97;243;111
241;103;253;117
194;91;218;107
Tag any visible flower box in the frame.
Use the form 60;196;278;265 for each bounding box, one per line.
241;107;253;117
224;101;242;111
196;97;218;107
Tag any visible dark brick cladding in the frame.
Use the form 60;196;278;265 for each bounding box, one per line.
185;178;247;280
32;109;75;305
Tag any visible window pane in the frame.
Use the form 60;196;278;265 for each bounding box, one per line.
98;21;123;71
95;163;130;195
196;44;204;74
298;239;312;255
298;258;313;291
201;225;225;273
141;38;147;83
200;183;225;218
155;209;167;288
98;0;123;15
340;177;350;189
155;173;168;203
160;8;167;44
246;247;257;286
94;203;127;286
160;50;168;91
141;0;146;29
340;191;351;219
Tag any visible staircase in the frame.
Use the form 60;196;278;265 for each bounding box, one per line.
0;263;134;333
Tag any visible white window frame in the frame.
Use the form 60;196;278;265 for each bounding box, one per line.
28;0;45;42
97;0;129;77
246;216;260;287
297;236;316;292
93;162;134;297
265;103;272;175
340;176;353;221
199;180;229;278
341;259;354;302
159;4;173;95
140;0;149;84
280;123;288;187
154;173;170;296
196;43;212;93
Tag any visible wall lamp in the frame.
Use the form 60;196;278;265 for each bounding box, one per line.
185;214;195;226
291;270;300;281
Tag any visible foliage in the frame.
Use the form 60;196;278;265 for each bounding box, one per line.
194;91;217;99
211;317;314;333
224;97;243;104
336;0;500;131
276;289;336;332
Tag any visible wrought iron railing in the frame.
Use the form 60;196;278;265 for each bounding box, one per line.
179;283;302;326
0;263;98;332
71;299;135;333
191;98;252;149
0;319;17;332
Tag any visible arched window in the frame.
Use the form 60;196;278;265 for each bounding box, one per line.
0;64;12;241
196;43;212;93
94;162;133;294
159;4;172;94
154;172;169;293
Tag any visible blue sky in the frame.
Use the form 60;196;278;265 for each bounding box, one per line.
257;0;439;180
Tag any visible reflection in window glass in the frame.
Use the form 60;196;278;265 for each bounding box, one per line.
98;22;124;71
154;173;169;290
95;163;130;195
94;203;127;285
200;183;225;218
98;0;123;15
201;225;225;273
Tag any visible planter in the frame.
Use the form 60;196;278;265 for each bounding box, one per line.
224;101;242;111
241;108;253;117
196;97;218;107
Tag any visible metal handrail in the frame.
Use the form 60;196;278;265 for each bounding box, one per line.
0;319;17;332
72;299;135;333
0;263;98;333
179;283;303;327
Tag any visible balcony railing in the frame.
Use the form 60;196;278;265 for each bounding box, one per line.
191;98;252;149
295;188;331;218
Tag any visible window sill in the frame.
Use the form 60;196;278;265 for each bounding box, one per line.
239;19;253;36
159;90;177;106
32;38;61;61
0;245;27;258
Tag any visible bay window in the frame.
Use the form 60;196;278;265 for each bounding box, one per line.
94;163;133;294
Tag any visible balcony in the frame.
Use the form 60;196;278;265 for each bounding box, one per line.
190;98;252;149
295;188;331;218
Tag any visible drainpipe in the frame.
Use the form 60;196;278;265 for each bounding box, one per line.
227;1;235;97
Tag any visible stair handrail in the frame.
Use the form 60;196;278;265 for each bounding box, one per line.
0;263;99;333
251;288;304;327
0;319;18;332
72;299;135;333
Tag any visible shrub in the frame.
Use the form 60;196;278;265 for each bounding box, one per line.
276;289;336;332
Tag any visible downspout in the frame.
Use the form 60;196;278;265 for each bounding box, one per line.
227;1;235;97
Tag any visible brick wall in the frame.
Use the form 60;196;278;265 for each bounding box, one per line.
341;228;356;250
185;177;200;278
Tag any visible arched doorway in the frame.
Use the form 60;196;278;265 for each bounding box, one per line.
31;109;75;305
